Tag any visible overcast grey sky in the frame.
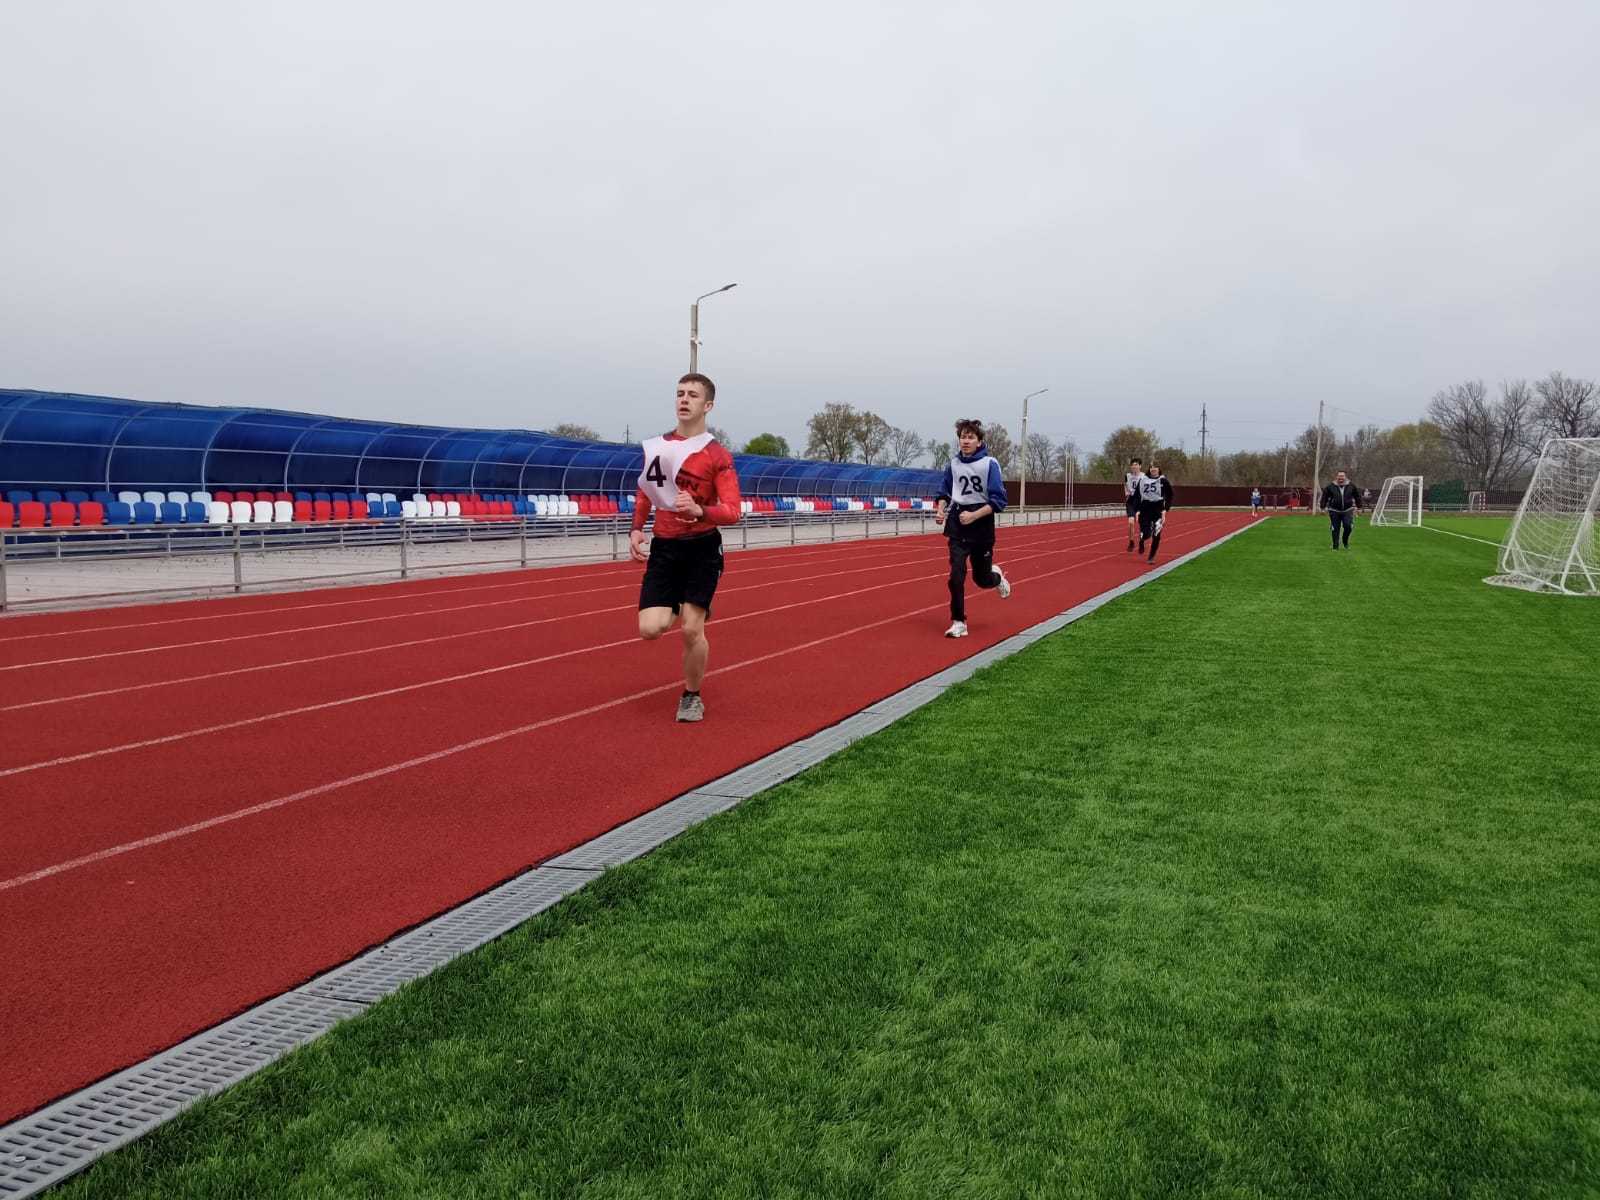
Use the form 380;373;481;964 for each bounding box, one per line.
4;1;1597;459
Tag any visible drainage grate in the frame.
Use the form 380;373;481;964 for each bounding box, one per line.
0;992;362;1198
544;791;741;869
300;868;599;1004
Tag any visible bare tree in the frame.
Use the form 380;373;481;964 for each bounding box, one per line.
548;423;601;441
1532;372;1600;445
805;403;861;462
981;423;1016;476
926;438;952;469
882;426;925;468
855;412;893;464
1024;431;1060;482
708;424;732;447
1427;379;1536;491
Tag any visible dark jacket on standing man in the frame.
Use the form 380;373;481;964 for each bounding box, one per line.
1320;481;1361;512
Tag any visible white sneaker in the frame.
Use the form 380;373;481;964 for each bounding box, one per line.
944;620;968;638
993;566;1011;599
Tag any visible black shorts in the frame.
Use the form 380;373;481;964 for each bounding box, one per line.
1125;495;1139;516
639;530;724;614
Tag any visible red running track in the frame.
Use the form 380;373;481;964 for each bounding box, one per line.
0;512;1253;1122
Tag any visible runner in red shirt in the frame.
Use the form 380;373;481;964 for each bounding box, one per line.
629;373;742;722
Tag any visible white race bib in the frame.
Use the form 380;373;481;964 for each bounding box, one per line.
639;433;713;510
1139;476;1164;503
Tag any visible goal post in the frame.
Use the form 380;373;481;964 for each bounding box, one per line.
1485;438;1600;596
1371;476;1424;527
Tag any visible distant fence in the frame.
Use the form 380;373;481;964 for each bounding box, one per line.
0;503;1121;614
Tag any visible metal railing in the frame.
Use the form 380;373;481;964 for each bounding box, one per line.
0;504;1119;614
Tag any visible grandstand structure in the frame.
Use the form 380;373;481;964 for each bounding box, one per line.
0;389;943;529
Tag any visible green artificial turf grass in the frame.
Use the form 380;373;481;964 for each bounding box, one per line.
59;518;1598;1199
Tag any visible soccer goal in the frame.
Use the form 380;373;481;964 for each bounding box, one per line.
1485;438;1600;596
1468;491;1488;512
1371;476;1424;526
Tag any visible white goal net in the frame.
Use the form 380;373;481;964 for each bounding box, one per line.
1486;438;1600;595
1371;476;1423;526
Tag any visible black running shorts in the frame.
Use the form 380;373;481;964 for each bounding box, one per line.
1125;495;1139;516
639;530;724;614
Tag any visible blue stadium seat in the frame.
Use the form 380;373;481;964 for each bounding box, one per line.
65;490;90;503
159;501;183;524
294;491;313;503
6;490;32;505
37;490;63;504
132;501;157;524
184;501;207;523
105;501;133;525
92;490;116;504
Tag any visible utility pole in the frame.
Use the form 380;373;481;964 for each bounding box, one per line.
1199;405;1209;481
1310;400;1326;513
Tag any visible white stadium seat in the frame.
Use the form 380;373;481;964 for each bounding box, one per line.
230;501;253;523
253;500;274;523
273;500;294;522
208;501;230;524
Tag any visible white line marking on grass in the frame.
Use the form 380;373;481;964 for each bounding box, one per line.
1419;524;1502;547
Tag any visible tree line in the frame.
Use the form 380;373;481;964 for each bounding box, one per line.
547;370;1596;489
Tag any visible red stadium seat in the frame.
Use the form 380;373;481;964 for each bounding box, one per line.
313;500;332;521
0;501;13;527
78;501;105;526
18;502;46;527
350;498;368;519
293;501;312;522
332;500;351;520
48;501;78;527
214;490;235;504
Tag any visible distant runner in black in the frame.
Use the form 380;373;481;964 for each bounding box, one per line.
1320;470;1362;550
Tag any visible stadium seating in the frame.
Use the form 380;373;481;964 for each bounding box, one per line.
132;501;157;524
106;502;134;525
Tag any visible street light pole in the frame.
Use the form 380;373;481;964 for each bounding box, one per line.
689;283;737;373
1019;388;1048;509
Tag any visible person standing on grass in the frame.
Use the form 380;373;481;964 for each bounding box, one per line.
630;373;742;722
1136;463;1174;564
934;418;1011;638
1125;457;1144;550
1320;470;1362;551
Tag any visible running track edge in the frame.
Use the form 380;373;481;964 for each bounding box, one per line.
0;521;1260;1198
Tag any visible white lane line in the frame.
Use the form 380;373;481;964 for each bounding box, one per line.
0;515;1244;890
0;548;939;708
0;602;942;893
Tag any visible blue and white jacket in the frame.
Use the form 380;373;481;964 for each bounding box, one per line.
938;446;1008;541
